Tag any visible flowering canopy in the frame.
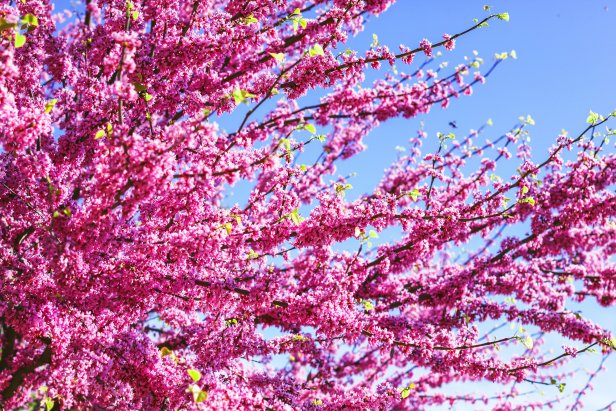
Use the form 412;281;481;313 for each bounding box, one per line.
0;0;615;409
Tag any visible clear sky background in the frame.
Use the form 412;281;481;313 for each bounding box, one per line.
47;0;616;408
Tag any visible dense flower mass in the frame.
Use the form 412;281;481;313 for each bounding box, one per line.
0;0;615;410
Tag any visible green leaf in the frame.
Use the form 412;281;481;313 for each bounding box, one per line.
483;5;491;11
312;399;323;406
299;18;307;29
144;93;153;102
520;197;535;206
304;123;316;134
409;189;420;202
368;229;378;239
160;347;173;357
280;138;291;151
289;208;301;224
243;14;258;24
292;8;301;15
335;183;352;197
309;44;324;57
269;52;284;62
371;33;379;48
497;12;510;22
558;383;566;393
602;337;616;350
14;33;26;48
586;110;599;124
95;129;106;139
195;389;208;403
525;114;535;125
520;335;533;349
21;13;38;27
400;384;416;399
0;19;17;31
43;398;54;411
187;384;208;403
221;222;232;235
45;99;57;113
187;369;202;382
133;82;147;92
232;89;255;104
131;11;139;20
361;299;374;311
316;134;326;142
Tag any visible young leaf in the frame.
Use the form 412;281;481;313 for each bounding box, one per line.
269;52;284;62
187;369;202;382
497;12;510;22
243;14;258;24
520;197;535;206
521;335;533;349
586;110;599;124
45;99;58;113
132;82;147;93
289;208;301;224
401;385;415;399
304;123;316;134
14;33;26;48
309;44;325;57
95;129;106;139
371;33;379;48
361;299;374;311
21;13;38;27
232;89;255;104
194;390;208;403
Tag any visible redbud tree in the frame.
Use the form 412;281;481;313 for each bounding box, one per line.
1;0;615;409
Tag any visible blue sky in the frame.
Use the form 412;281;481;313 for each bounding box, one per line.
47;0;616;408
